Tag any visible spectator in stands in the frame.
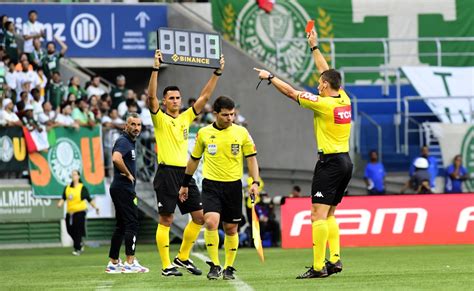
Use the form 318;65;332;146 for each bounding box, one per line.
410;146;438;189
72;98;95;127
445;155;469;193
117;89;136;118
29;38;45;70
57;169;99;256
31;88;43;120
37;68;47;99
101;109;125;176
3;21;19;64
0;15;8;49
137;92;147;110
56;102;79;129
68;76;87;100
200;103;214;124
1;98;21;126
42;36;67;79
254;192;281;247
401;157;432;194
22;10;45;54
289;185;302;197
86;75;105;98
37;101;57;128
234;104;247;126
110;74;128;109
99;95;111;117
15;53;34;72
5;61;17;98
66;92;77;108
16;59;39;101
363;150;386;195
21;103;43;133
88;95;102;120
46;71;66;110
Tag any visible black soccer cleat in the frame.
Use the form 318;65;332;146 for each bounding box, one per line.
173;257;202;275
296;266;328;279
325;260;343;276
222;266;236;280
161;266;183;277
206;261;222;280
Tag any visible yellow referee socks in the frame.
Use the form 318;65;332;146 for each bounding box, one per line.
327;215;341;263
204;229;220;266
177;220;202;261
156;224;171;269
224;234;239;268
312;220;329;271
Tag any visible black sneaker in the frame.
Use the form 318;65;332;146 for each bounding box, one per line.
162;266;183;276
223;266;236;280
296;266;328;279
206;261;222;280
325;260;343;276
173;257;202;275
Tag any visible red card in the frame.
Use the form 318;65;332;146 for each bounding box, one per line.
305;20;314;33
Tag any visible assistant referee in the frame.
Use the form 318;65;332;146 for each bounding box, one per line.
254;28;353;279
179;96;260;280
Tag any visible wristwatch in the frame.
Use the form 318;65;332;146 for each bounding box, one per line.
252;181;261;187
310;45;319;52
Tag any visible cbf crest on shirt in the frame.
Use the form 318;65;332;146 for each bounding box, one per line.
192;123;257;182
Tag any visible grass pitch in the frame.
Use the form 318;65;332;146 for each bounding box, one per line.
3;244;473;290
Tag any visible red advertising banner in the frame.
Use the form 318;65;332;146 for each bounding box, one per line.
281;194;474;248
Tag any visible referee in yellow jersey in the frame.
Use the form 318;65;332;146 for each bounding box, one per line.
147;50;224;276
254;27;353;279
178;96;260;280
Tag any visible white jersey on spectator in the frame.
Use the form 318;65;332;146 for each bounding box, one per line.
38;110;56;125
2;110;20;124
16;71;40;98
87;85;105;98
23;21;44;53
117;101;128;119
56;113;75;126
6;71;18;92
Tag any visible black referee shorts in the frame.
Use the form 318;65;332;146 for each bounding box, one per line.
153;165;202;215
311;152;353;206
202;178;243;224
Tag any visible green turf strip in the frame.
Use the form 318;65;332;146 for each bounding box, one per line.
2;244;473;290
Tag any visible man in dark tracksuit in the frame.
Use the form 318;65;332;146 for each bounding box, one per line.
105;113;149;274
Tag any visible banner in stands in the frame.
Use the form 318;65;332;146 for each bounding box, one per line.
0;186;62;222
28;126;105;198
428;123;474;191
281;194;474;248
2;4;167;57
402;66;474;123
212;0;474;85
0;127;28;173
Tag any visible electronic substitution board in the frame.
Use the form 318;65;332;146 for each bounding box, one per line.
157;28;222;69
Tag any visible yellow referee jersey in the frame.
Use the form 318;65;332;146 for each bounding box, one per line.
151;107;196;167
298;89;351;154
191;123;257;182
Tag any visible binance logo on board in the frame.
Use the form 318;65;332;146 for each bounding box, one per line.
172;54;179;62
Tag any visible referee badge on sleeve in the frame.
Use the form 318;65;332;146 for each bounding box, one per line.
231;144;240;155
208;144;217;155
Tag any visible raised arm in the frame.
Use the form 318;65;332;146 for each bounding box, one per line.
147;50;162;113
193;55;225;114
54;35;68;56
307;29;330;74
253;68;302;102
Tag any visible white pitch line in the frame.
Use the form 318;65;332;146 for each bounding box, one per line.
192;252;254;291
95;280;114;291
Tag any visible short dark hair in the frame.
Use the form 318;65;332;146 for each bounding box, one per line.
4;21;13;30
321;69;341;90
293;185;301;192
46;41;56;48
28;10;38;16
163;86;180;98
30;88;39;95
213;96;235;113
